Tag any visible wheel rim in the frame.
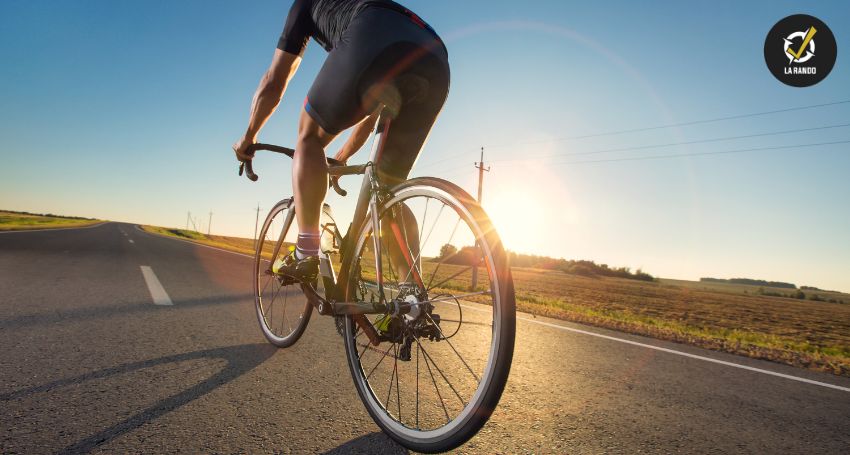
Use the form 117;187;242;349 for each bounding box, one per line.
344;183;506;441
254;202;311;345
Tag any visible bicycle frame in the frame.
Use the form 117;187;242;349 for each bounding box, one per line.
254;110;422;344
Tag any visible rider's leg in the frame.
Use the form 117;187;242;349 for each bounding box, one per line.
380;199;422;286
293;107;337;258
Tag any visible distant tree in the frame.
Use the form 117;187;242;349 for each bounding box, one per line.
439;243;458;260
434;244;479;266
504;250;656;282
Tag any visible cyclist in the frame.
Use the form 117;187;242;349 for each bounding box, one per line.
233;0;449;283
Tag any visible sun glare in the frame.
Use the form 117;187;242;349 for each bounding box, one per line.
482;161;579;257
485;189;544;254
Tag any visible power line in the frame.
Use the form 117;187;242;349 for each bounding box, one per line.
487;122;850;164
435;138;849;178
416;99;850;172
485;99;850;149
549;139;850;166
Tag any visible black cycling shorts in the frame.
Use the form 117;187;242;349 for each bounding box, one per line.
305;5;450;184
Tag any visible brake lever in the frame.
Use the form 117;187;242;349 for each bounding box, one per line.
239;160;258;181
330;176;347;197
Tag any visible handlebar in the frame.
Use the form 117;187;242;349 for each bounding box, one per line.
237;143;350;197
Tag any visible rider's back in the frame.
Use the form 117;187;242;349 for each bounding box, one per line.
279;0;408;54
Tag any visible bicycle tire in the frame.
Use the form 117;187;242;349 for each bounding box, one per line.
253;199;313;348
341;177;516;453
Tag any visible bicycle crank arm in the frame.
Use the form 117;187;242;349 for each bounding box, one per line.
301;282;388;315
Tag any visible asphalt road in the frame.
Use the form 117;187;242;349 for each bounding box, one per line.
1;222;849;454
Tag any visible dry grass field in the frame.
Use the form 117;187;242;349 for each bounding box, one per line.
0;210;101;231
142;224;850;377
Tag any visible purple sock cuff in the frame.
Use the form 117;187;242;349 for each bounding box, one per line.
296;232;321;253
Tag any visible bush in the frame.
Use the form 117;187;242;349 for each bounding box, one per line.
434;243;479;266
506;251;656;282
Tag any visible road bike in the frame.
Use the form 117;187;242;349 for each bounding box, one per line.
239;106;515;453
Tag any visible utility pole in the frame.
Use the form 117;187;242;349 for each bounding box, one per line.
253;204;262;249
208;211;213;236
186;211;191;230
471;147;490;291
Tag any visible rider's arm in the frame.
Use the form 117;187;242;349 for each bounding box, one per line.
334;110;380;163
235;49;302;160
234;0;310;160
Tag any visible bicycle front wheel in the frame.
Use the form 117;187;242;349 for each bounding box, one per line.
342;177;516;453
254;199;312;348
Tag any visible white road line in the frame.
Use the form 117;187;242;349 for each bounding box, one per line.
140;266;173;306
0;222;109;234
460;303;850;393
128;239;134;244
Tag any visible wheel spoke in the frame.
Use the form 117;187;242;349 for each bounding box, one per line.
396;206;425;286
386;343;397;415
416;340;420;430
414;335;467;407
395;343;402;420
425;216;462;291
419;197;429;244
418;337;451;423
365;341;395;381
426;265;474;294
424;313;480;383
260;272;274;295
418;291;489;305
401;203;444;285
282;286;292;335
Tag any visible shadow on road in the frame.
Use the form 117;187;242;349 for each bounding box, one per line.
321;432;409;455
1;343;276;454
0;293;253;330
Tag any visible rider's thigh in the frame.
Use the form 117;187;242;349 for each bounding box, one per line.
297;107;337;149
375;60;450;186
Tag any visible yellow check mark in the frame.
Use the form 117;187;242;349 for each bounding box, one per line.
787;26;817;60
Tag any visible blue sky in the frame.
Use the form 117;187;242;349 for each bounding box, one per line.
1;1;848;291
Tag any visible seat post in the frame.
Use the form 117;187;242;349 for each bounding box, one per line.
367;105;394;166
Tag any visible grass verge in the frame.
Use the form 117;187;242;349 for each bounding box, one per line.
140;225;257;256
0;210;102;231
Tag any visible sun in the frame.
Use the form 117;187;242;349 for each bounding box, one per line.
483;187;547;255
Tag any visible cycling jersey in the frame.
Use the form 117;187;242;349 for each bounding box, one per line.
278;0;399;55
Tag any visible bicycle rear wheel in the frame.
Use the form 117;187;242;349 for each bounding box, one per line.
341;177;516;453
254;199;312;347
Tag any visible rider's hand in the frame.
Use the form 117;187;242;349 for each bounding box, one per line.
332;150;348;166
232;135;256;162
330;150;347;190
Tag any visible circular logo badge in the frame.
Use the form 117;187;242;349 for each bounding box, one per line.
764;14;837;87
